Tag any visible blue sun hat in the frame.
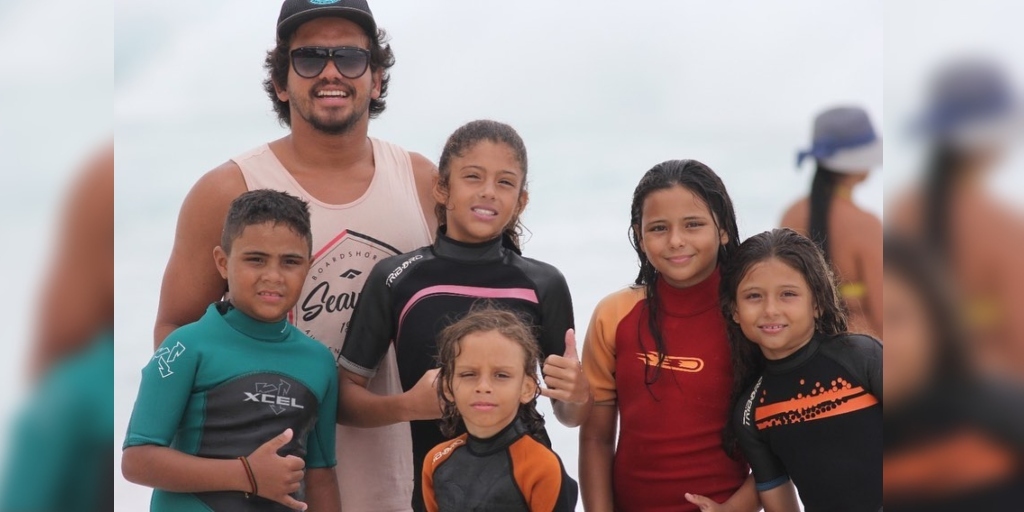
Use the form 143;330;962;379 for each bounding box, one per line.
912;57;1023;149
796;106;883;173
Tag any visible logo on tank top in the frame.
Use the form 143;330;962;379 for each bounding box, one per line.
293;230;401;349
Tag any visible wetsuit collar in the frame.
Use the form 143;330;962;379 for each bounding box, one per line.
764;331;824;374
214;301;291;342
432;227;509;263
655;267;722;318
466;418;528;456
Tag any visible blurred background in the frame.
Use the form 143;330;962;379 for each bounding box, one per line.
0;0;113;510
3;0;1023;510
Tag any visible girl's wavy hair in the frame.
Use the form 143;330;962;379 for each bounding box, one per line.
719;228;848;456
436;120;529;253
435;303;544;438
627;159;740;390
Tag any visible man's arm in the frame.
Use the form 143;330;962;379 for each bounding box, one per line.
336;368;442;427
409;152;439;233
303;467;340;512
154;162;247;347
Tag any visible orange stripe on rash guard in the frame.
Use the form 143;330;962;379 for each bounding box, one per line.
756;389;878;430
805;393;879;422
754;385;867;422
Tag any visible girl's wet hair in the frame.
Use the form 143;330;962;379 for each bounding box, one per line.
435;302;544;438
627;159;740;387
719;228;848;456
436;120;529;252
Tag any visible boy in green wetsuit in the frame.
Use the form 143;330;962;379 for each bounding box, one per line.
122;190;340;511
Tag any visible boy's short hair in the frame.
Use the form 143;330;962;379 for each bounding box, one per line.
221;189;312;255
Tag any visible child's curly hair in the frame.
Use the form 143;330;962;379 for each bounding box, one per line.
435;302;545;438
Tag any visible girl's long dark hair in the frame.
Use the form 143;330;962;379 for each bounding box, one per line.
808;164;841;261
628;159;740;389
923;144;964;262
435;303;544;438
719;228;848;456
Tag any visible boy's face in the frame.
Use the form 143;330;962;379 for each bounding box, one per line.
213;221;310;323
448;330;536;439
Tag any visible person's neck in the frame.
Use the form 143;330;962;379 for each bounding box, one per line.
281;119;372;173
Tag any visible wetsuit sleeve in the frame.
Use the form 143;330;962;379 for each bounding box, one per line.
123;333;199;449
825;334;883;400
510;437;579;512
581;291;634;405
304;360;339;468
534;264;574;358
734;380;790;492
338;258;397;378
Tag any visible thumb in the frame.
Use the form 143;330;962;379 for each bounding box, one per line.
563;328;579;361
268;428;293;449
684;493;712;510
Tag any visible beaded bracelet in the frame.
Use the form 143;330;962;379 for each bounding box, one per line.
238;456;258;498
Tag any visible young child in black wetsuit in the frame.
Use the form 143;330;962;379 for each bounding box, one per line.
422;305;578;512
720;228;882;512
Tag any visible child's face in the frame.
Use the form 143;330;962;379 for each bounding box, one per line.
213;221;311;323
732;257;818;360
449;330;536;439
637;185;728;288
434;141;527;244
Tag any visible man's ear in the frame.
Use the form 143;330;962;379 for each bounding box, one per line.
371;67;383;99
213;246;229;280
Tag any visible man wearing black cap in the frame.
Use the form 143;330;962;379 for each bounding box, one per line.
153;1;437;510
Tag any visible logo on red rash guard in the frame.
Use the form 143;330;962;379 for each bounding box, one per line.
635;351;704;372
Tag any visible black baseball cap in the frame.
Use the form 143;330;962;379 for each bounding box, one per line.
277;0;377;40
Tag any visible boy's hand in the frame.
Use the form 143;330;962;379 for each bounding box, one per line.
540;329;591;405
684;492;730;512
406;368;443;421
247;428;308;510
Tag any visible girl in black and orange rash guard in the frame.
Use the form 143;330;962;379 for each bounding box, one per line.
721;228;882;512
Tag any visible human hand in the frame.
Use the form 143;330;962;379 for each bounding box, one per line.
246;428;307;510
540;329;591;405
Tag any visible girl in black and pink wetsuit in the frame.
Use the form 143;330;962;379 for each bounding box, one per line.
336;119;592;511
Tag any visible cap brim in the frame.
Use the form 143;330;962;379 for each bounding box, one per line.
277;7;377;39
819;138;883;173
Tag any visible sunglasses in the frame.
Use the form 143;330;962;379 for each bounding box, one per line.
290;46;370;79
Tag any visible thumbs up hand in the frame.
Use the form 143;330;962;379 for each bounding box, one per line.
539;329;591;405
246;428;308;510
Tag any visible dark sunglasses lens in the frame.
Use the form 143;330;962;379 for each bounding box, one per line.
292;50;328;78
332;49;369;78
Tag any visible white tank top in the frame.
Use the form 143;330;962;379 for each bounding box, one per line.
234;137;431;511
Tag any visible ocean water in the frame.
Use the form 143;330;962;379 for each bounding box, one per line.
112;1;886;510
